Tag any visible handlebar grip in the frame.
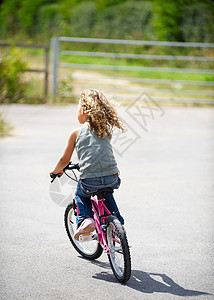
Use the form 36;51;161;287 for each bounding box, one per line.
63;162;80;171
50;162;79;183
50;172;62;183
73;163;80;171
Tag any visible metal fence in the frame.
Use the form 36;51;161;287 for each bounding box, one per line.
51;37;214;104
0;42;49;99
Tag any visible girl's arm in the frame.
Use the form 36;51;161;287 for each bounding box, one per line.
49;129;80;175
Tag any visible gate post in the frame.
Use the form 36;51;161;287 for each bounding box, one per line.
44;46;49;100
51;37;60;103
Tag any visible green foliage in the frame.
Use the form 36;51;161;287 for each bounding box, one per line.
181;3;214;43
0;0;213;42
36;4;63;36
0;113;13;137
18;0;54;31
95;1;153;40
0;0;22;37
69;2;98;37
0;48;27;103
152;0;214;42
58;75;73;103
96;0;130;11
152;0;182;41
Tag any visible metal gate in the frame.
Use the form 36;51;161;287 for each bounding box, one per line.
51;37;214;104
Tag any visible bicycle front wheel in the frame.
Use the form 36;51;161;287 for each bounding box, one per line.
106;216;131;283
64;203;103;260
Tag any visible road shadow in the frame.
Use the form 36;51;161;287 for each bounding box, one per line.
126;270;211;297
87;259;211;297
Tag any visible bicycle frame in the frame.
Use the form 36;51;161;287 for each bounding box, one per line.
90;195;112;254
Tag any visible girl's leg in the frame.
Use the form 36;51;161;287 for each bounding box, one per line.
75;181;94;227
104;193;124;225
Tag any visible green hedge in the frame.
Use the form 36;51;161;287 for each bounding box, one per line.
152;0;214;42
0;0;213;42
36;4;63;37
0;48;27;103
94;1;153;40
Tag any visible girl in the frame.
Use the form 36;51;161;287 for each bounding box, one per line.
50;89;125;240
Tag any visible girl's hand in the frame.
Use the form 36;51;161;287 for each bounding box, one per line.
49;170;64;176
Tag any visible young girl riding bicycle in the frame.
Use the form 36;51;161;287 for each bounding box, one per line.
50;89;125;240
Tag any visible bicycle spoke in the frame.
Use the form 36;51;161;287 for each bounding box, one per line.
64;205;103;259
108;224;125;277
106;216;131;283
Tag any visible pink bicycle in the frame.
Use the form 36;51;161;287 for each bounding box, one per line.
51;162;131;283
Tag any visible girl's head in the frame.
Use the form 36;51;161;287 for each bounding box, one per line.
78;89;125;139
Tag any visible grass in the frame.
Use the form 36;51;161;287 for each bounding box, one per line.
0;113;13;137
60;54;214;82
21;77;45;104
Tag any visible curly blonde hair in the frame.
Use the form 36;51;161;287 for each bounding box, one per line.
79;89;125;139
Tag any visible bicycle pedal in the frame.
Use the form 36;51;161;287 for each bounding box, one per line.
79;232;98;242
79;233;92;242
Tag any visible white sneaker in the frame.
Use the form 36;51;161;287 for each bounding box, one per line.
74;218;96;241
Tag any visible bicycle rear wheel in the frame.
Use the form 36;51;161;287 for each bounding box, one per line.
64;203;103;260
106;216;131;283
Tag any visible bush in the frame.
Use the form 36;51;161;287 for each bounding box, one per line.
0;48;27;103
0;0;22;38
95;1;154;40
152;0;184;41
0;113;13;137
181;3;214;43
152;0;214;42
36;4;63;36
17;0;54;33
69;2;98;37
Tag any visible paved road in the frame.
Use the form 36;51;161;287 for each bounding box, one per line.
0;103;214;300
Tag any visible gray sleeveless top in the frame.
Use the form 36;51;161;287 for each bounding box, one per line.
75;122;119;179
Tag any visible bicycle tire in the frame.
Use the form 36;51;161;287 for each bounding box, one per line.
64;203;103;260
106;216;131;283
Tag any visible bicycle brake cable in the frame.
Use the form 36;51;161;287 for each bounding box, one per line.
64;169;78;182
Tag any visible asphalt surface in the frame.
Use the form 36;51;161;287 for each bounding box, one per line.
0;103;214;300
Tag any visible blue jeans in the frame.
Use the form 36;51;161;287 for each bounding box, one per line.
75;174;124;227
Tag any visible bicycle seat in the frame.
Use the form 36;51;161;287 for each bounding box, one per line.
91;187;114;197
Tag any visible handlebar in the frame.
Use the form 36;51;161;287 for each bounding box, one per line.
50;162;80;183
